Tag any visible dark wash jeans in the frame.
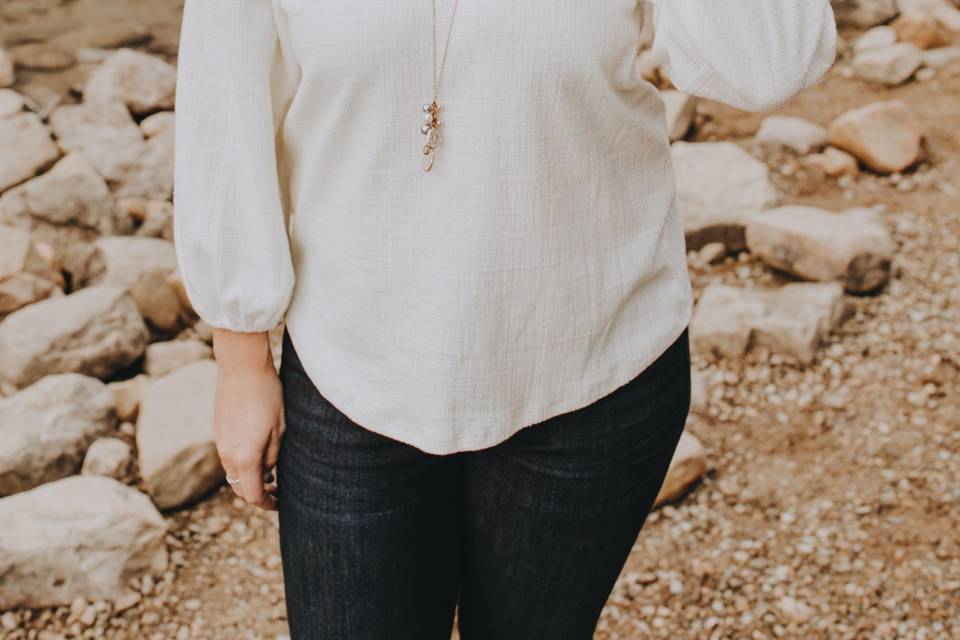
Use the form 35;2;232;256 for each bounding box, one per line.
275;325;691;640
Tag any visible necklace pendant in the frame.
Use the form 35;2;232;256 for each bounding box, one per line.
420;100;443;172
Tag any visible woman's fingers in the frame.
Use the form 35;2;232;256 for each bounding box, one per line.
237;458;266;506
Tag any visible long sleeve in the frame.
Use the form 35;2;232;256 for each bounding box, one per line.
172;0;301;333
647;0;837;112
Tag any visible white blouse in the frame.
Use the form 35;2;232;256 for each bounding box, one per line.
173;0;837;455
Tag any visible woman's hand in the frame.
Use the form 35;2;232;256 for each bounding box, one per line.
210;328;286;511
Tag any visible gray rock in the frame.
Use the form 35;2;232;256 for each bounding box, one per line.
0;112;59;194
746;205;896;293
690;282;850;364
0;285;149;389
137;360;224;510
0;475;167;609
0;373;116;496
671;141;778;251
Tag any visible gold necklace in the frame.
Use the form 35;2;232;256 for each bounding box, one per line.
420;0;461;172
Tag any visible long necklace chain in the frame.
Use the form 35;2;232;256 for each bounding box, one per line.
420;0;460;172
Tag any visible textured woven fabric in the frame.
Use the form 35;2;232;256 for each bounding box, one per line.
173;0;837;454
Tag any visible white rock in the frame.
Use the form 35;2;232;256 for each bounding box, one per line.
0;373;117;496
144;339;213;377
137;360;224;510
82;236;177;290
48;100;144;185
827;99;923;174
0;475;167;609
81;437;133;479
0;89;24;117
755;116;828;155
0;152;114;233
0;285;149;389
853;43;923;85
804;147;860;177
0;153;115;287
83;49;176;115
921;45;960;68
746;205;896;292
670;141;778;251
853;26;898;54
0;224;61;317
690;282;850;364
0;112;59;194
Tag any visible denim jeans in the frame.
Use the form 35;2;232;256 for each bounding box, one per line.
275;325;691;640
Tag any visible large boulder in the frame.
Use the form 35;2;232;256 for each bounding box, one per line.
137;360;224;510
0;373;117;496
745;206;896;293
0;112;59;194
0;475;168;609
690;282;850;364
0;153;115;283
670;141;778;251
0;285;149;389
827;100;923;174
0;152;114;233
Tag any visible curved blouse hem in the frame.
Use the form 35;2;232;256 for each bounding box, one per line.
283;307;693;456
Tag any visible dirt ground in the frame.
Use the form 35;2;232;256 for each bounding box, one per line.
1;3;958;639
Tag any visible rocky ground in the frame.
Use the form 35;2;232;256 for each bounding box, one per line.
0;1;958;639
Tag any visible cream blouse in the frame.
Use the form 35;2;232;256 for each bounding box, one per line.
173;0;837;454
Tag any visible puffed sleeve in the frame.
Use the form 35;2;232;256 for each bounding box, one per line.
647;0;837;112
172;0;301;332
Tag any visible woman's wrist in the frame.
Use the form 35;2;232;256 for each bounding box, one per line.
211;328;275;373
